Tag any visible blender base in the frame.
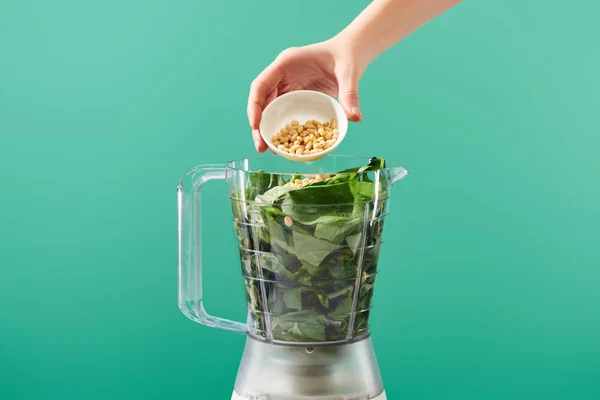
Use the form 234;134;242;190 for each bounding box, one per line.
232;335;385;400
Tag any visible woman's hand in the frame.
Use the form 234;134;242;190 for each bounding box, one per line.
247;0;462;152
247;40;365;152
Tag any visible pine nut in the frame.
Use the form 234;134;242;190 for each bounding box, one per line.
284;216;293;227
271;118;340;155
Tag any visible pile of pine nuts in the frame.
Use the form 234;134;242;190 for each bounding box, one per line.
285;174;331;190
271;119;339;156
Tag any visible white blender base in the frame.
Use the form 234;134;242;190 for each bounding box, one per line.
232;391;387;400
231;336;385;400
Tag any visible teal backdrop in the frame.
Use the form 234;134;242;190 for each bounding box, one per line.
1;1;599;399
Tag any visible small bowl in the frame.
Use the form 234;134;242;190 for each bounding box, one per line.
259;90;348;162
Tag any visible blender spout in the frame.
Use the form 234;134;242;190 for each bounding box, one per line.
390;166;408;184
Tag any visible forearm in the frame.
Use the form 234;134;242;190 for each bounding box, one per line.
334;0;462;68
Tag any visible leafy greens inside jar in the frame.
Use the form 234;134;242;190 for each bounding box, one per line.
231;157;389;345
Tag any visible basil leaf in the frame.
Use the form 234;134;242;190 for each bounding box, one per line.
314;218;362;244
345;232;363;256
292;230;343;266
246;171;286;201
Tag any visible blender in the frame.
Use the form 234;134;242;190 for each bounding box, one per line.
178;155;407;400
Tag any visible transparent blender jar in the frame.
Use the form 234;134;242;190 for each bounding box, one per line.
178;156;407;347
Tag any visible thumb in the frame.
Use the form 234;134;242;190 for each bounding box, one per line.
337;71;362;122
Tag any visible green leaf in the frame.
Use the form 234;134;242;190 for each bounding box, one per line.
358;283;374;311
283;287;303;311
292;230;343;266
246;171;286;200
294;269;313;286
334;157;385;177
271;312;327;341
256;185;290;204
299;261;321;276
346;232;363;256
314;217;362;244
296;214;349;226
349;181;376;202
285;181;355;205
256;252;296;280
261;213;295;254
325;249;358;279
317;293;329;308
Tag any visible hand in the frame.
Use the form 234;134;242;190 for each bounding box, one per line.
247;40;365;152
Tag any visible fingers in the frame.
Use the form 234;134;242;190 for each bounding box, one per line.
247;62;283;130
252;129;269;153
248;62;283;152
337;68;362;122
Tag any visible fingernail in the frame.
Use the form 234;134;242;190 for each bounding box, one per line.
352;107;362;120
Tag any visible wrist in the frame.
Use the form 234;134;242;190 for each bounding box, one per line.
326;32;372;77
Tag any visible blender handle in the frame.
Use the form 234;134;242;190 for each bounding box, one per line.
177;165;247;334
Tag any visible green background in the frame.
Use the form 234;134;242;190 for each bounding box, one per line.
1;0;599;399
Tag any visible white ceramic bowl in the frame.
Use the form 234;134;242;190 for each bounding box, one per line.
259;90;348;162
